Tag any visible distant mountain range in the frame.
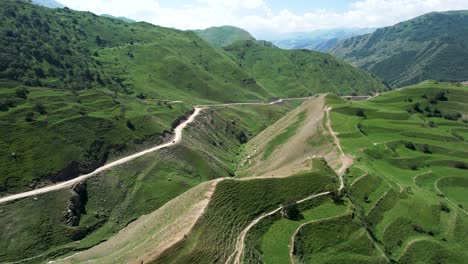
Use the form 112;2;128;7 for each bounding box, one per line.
270;28;375;51
192;26;255;48
101;14;136;23
31;0;65;8
329;10;468;87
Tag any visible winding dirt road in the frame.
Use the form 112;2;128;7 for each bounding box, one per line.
0;98;311;205
227;105;353;264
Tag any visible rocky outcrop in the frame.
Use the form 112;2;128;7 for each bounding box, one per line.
64;182;88;226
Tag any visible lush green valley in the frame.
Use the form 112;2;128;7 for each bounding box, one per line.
1;1;468;264
329;11;468;87
0;0;387;195
0;102;294;263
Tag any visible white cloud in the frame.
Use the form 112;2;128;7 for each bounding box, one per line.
58;0;468;37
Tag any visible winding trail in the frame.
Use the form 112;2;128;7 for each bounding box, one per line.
325;107;353;191
227;105;353;264
434;177;468;216
226;192;331;264
350;171;369;187
0;98;311;205
289;214;349;264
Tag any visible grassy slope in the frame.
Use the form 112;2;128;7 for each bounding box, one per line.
193;25;256;48
0;84;189;194
329;11;468;87
0;103;292;263
294;214;387;264
0;1;275;194
326;82;468;263
0;1;270;100
154;159;338;264
237;95;342;179
244;197;349;264
223;40;388;97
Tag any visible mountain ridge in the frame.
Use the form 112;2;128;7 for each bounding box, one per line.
329;10;468;87
192;25;256;48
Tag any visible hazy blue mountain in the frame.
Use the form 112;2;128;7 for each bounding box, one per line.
101;14;136;23
270;28;375;51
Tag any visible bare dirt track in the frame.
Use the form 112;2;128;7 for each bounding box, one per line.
1;98;313;205
238;95;343;179
226;102;353;264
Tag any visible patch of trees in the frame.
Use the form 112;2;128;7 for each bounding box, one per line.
0;98;16;111
0;1;111;90
355;108;366;117
281;202;303;221
454;162;467;170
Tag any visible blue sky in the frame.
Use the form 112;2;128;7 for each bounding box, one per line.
266;0;356;13
59;0;468;38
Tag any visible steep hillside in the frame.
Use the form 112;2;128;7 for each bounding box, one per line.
224;40;388;96
193;25;256;48
0;1;270;101
329;11;468;87
0;0;273;195
0;103;293;263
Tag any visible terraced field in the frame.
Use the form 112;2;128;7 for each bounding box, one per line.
153;159;339;264
325;82;468;263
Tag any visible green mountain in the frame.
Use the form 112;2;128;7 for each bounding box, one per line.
0;1;270;101
0;0;385;195
329;11;468;87
193;25;256;48
0;0;271;195
224;40;388;96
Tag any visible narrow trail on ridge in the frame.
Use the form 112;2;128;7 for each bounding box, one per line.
227;105;353;264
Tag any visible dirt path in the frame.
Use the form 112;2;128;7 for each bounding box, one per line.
226;192;331;264
0;107;204;204
434;177;468;216
350;171;369;187
239;95;344;179
412;170;432;186
0;98;312;205
289;214;349;264
228;105;353;264
325;107;353;191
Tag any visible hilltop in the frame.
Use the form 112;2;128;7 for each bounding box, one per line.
193;25;256;48
329;11;468;87
224;40;388;96
0;1;270;101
